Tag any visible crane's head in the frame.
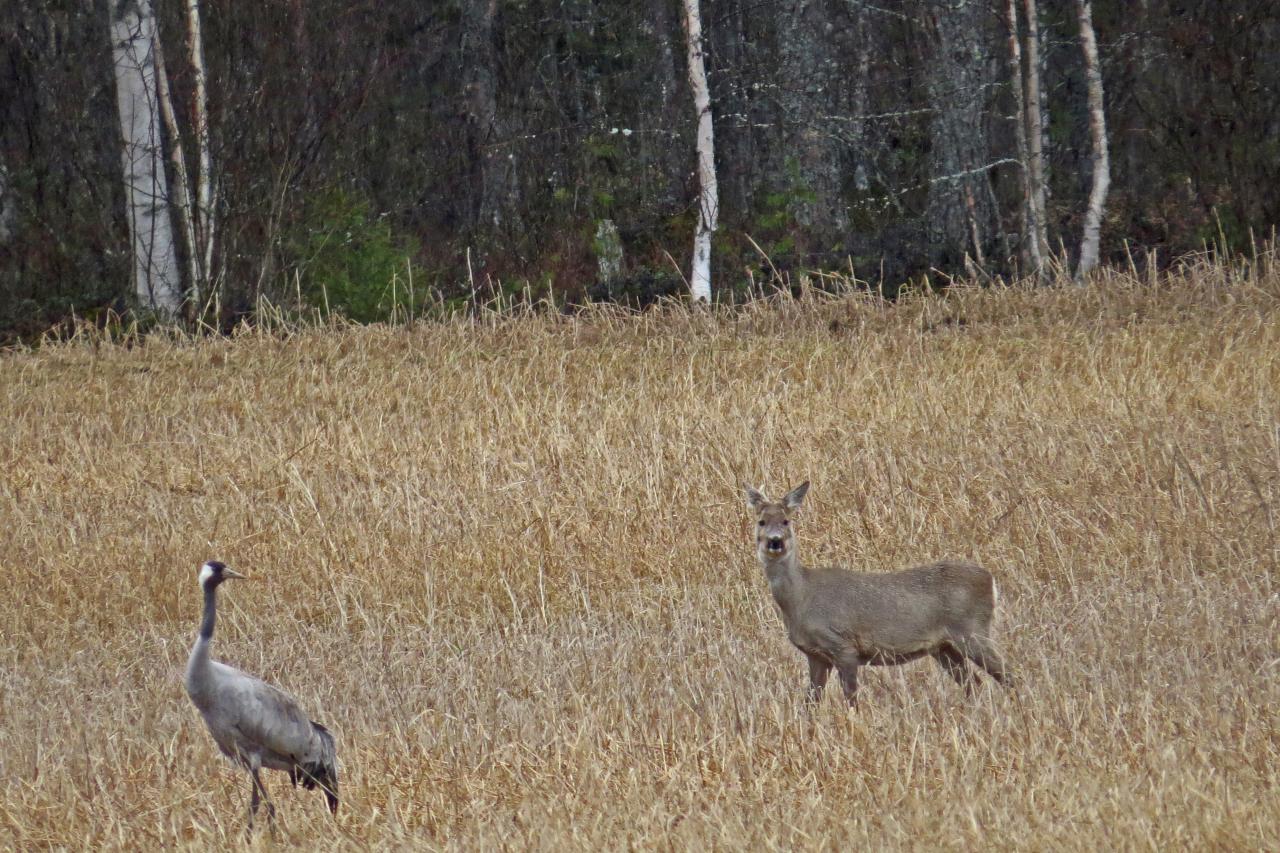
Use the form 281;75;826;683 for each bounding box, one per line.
198;560;246;590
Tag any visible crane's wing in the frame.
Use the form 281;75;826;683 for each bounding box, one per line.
208;662;331;769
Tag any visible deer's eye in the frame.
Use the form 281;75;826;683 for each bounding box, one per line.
757;520;765;526
782;520;790;526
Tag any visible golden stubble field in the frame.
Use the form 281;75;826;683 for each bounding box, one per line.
1;266;1278;850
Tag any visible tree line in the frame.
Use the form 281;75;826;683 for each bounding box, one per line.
1;0;1276;338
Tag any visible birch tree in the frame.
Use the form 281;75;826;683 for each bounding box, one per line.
109;0;181;315
1004;0;1042;276
154;38;200;310
1075;0;1109;280
155;0;215;310
1021;0;1049;264
186;0;215;296
681;0;717;303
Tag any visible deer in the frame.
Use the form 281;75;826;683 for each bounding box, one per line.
746;481;1010;706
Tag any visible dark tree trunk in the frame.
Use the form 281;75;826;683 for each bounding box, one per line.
708;0;761;224
647;0;686;209
778;0;848;253
924;0;997;269
460;0;517;234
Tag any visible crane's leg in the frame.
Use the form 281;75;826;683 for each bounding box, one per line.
246;761;276;834
254;770;276;822
247;774;259;830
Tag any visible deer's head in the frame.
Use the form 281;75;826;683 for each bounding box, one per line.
745;481;809;565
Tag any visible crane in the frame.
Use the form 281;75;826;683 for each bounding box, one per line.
184;560;339;828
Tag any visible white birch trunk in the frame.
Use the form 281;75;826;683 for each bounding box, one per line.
1075;0;1110;280
186;0;215;285
682;0;717;303
1021;0;1049;263
109;0;181;315
1004;0;1043;276
154;38;201;309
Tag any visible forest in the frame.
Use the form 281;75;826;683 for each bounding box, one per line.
3;2;1278;846
1;0;1278;338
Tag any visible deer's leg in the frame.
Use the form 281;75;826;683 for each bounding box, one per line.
933;645;977;695
834;656;862;707
957;636;1010;687
805;654;831;705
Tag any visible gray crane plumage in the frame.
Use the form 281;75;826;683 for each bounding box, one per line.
185;561;338;825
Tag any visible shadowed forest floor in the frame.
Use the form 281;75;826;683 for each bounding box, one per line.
1;263;1278;849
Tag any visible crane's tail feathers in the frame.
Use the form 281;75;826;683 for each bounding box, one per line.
294;721;339;814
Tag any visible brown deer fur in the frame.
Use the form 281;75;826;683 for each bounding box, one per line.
747;482;1010;705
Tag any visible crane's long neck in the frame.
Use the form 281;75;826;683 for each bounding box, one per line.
198;583;218;641
186;584;219;689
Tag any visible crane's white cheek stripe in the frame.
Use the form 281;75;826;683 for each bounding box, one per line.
199;564;214;586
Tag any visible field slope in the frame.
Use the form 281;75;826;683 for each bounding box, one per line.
2;269;1278;849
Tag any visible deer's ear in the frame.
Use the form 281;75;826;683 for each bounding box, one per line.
783;481;810;510
745;485;767;511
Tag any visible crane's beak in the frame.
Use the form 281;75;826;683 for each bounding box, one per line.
224;567;249;580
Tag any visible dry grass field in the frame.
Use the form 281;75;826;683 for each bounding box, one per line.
2;262;1278;850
